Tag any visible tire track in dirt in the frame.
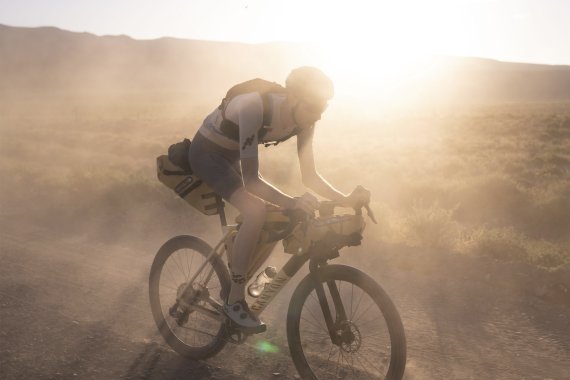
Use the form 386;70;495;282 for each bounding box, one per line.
1;221;570;379
0;224;304;379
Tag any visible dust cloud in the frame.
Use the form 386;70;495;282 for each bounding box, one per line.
1;24;570;379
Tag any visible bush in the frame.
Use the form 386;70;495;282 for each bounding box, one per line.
457;227;528;262
526;239;569;269
457;227;569;269
395;202;459;251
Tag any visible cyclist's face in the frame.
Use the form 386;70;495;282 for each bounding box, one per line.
294;98;328;127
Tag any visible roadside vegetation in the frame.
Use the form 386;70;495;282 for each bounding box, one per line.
1;97;568;270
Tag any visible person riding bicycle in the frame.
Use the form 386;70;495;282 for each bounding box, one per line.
189;66;370;332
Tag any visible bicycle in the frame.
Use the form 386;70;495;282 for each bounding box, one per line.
149;195;407;379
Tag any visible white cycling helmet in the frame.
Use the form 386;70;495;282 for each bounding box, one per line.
285;66;334;102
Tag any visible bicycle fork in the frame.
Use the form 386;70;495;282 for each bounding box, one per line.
309;255;350;347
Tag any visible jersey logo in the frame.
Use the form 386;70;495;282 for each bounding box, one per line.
242;134;255;150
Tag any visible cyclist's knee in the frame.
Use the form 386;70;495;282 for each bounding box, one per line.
229;189;267;224
243;198;266;224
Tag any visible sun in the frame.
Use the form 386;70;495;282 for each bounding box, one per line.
298;1;446;103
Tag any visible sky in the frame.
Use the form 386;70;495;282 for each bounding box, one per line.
1;0;569;66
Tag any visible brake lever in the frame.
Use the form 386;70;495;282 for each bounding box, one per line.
364;203;378;224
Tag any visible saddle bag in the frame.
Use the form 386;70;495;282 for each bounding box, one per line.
156;152;222;216
167;138;192;172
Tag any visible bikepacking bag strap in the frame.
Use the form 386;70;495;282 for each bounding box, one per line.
167;138;192;173
217;78;300;147
156;155;222;216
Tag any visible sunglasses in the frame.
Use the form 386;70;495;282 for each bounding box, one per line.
300;99;328;114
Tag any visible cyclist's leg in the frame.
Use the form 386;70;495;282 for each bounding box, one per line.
189;134;265;330
221;188;266;331
226;188;266;304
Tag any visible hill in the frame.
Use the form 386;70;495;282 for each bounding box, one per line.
2;24;570;103
0;24;309;102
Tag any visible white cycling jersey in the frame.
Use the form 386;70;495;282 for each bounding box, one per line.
197;92;298;158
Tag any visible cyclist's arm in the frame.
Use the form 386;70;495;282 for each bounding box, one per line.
297;126;347;202
233;93;296;209
241;157;295;208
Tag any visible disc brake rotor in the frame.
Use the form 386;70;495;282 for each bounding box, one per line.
337;320;362;353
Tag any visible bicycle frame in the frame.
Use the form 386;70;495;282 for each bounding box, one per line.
179;197;358;341
179;223;310;317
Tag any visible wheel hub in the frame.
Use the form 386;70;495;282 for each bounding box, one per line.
336;320;361;353
169;283;207;326
177;282;207;306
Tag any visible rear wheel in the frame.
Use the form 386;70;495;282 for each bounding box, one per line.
287;265;406;379
149;235;230;359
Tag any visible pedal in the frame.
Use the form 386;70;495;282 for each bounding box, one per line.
224;322;248;344
228;318;267;334
224;321;266;344
239;323;267;335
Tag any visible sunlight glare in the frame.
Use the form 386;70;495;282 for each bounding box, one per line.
307;1;448;103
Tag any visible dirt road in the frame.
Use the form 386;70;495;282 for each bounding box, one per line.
1;220;569;379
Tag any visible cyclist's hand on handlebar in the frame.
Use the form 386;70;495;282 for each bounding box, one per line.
292;192;319;215
344;185;378;224
343;185;371;208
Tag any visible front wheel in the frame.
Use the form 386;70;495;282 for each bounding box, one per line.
149;235;230;359
287;265;406;379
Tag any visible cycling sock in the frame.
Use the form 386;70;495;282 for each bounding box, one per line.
228;271;247;304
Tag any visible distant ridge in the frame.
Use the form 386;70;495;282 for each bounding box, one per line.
0;24;309;100
1;24;570;102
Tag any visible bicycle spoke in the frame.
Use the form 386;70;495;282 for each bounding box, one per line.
353;299;376;324
173;253;186;280
303;304;329;332
154;245;227;352
185;251;191;280
350;287;366;323
350;283;354;320
302;294;330;332
163;263;178;286
177;251;188;280
356;314;384;327
364;328;390;339
347;350;358;379
160;284;179;292
300;315;328;334
312;345;338;376
335;346;342;377
351;352;376;379
199;256;205;282
353;348;384;377
301;329;331;339
293;266;406;380
361;338;390;350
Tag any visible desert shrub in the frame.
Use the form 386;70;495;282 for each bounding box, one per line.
526;180;570;239
457;227;528;262
526;239;569;269
453;175;533;228
457;227;569;269
395;202;459;251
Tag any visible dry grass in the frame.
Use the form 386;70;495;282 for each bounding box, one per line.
1;96;569;269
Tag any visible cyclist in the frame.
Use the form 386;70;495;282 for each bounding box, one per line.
189;66;370;333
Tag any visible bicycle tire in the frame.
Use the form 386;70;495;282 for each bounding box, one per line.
149;235;230;359
287;265;406;379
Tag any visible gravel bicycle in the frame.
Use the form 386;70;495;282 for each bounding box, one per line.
149;196;407;379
